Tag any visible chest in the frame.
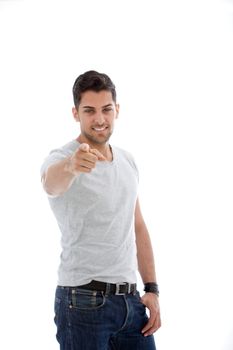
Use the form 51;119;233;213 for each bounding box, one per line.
75;161;138;209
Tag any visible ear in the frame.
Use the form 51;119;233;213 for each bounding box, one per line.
72;107;80;122
115;103;120;119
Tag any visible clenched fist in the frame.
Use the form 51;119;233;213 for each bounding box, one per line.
67;143;106;175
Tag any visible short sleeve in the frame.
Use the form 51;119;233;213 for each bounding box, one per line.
40;148;68;178
115;146;139;182
132;158;139;182
124;150;139;182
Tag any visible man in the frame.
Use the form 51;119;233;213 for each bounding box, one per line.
41;70;161;350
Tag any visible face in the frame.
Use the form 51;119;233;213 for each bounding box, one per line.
72;90;119;146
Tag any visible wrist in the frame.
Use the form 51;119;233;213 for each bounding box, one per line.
144;282;159;296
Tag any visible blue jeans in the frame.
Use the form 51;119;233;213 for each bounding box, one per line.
54;286;156;350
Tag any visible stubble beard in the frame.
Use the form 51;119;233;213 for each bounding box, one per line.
82;129;113;146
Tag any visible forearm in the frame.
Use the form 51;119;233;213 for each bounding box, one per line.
136;224;157;284
42;157;76;196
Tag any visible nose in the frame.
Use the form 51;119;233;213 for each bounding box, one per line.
95;112;105;125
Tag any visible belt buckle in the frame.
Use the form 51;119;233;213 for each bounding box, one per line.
115;282;127;295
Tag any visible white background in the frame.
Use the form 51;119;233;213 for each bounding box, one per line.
0;0;233;349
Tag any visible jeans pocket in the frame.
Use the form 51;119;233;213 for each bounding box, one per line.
134;291;146;308
71;289;106;310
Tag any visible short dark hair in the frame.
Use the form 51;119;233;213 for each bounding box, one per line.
72;70;117;107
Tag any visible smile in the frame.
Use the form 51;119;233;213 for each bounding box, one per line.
92;126;108;131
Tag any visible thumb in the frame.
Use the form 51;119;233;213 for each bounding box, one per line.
79;143;90;152
90;148;106;161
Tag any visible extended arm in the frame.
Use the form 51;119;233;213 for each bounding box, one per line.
42;157;76;196
42;143;105;196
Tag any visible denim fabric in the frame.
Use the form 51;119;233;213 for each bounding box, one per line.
54;286;156;350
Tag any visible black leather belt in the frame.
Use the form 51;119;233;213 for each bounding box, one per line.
78;280;137;295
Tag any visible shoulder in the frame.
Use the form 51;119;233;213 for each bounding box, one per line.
113;145;134;161
40;140;78;177
51;139;79;156
112;145;139;179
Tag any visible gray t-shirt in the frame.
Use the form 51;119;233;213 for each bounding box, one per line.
41;140;139;286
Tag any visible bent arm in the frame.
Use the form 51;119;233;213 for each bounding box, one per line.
135;197;161;335
135;198;157;283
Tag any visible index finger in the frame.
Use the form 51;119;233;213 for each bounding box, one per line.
89;148;106;161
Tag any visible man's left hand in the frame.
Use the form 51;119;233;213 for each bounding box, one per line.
140;293;161;336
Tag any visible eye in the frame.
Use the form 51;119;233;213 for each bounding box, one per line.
84;109;94;114
103;107;113;113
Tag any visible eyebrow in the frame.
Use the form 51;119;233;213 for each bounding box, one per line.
82;103;114;109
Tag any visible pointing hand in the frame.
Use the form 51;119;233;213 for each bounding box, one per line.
67;143;106;175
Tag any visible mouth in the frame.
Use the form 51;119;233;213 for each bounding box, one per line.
92;126;108;132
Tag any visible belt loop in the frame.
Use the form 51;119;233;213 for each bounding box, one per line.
71;288;76;307
133;284;137;295
105;283;111;295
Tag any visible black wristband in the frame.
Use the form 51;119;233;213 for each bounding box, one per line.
144;282;159;296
